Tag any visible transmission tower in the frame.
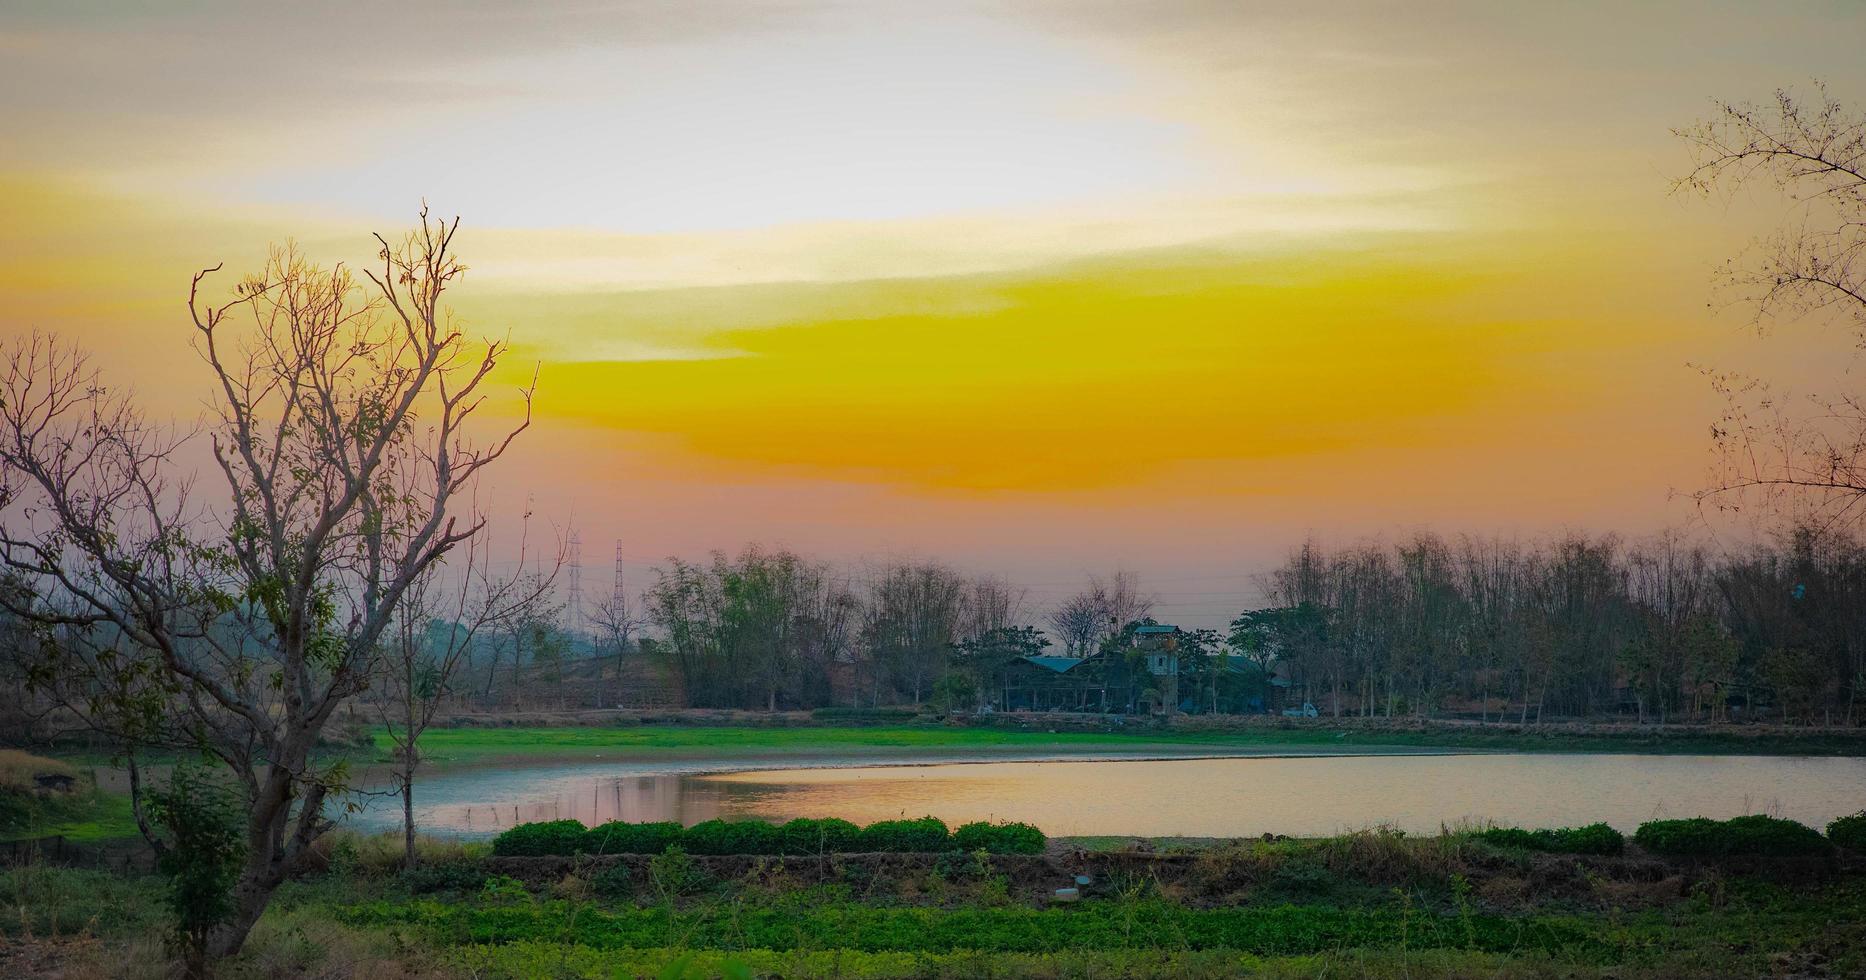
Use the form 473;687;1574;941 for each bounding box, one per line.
566;531;583;635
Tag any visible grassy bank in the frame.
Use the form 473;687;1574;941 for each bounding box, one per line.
386;719;1866;769
0;750;138;844
3;822;1863;978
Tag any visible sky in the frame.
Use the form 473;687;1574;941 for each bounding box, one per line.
3;1;1865;627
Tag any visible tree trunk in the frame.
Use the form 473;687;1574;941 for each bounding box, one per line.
402;771;417;868
404;656;420;868
206;867;277;964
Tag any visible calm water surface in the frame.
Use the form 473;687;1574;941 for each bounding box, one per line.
354;753;1866;838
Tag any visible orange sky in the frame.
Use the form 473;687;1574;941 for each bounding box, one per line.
4;2;1864;625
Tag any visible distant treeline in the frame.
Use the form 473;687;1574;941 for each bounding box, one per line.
5;526;1862;728
621;524;1865;725
640;548;1048;711
1252;525;1866;725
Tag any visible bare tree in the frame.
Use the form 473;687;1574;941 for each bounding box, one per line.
1090;570;1156;635
1047;591;1102;656
962;574;1027;640
376;514;558;867
589;587;645;709
488;575;564;707
1049;570;1156;657
0;208;532;968
861;560;967;703
1678;85;1866;527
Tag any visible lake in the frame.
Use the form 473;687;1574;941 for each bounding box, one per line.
350;752;1866;839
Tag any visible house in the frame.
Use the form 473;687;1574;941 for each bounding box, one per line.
1134;624;1181;677
991;623;1281;716
999;654;1112;712
1128;624;1185;715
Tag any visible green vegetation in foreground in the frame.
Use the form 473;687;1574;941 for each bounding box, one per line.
385;721;1866;768
5;825;1864;979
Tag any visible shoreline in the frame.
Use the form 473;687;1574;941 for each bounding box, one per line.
340;747;1866;841
409;740;1491;776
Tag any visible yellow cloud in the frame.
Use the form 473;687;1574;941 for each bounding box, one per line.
493;239;1630;494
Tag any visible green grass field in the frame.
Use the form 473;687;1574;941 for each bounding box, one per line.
5;827;1862;979
7;791;139;842
388;721;1866;770
391;723;1276;767
0;749;140;844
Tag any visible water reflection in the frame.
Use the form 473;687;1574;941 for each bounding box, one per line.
423;774;731;833
354;753;1866;839
699;754;1866;837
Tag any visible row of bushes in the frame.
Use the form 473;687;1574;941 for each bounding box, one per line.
1474;823;1624;855
499;810;1865;860
1478;812;1866;858
492;816;1045;857
1633;814;1834;857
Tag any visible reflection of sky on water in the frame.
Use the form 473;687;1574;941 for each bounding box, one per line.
343;753;1866;840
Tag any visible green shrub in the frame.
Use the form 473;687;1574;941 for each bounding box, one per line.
778;817;863;855
1266;860;1340;899
399;861;489;894
1828;811;1866;852
584;820;685;855
952;820;1046;855
1556;823;1626;856
648;845;708;897
1476;823;1623;856
681;819;784;856
1634;815;1830;856
479;874;532;903
491;819;588;857
145;766;247;973
929;673;977;713
859;816;951;853
592;862;633;898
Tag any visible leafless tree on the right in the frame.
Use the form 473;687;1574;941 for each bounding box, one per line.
1677;84;1866;530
